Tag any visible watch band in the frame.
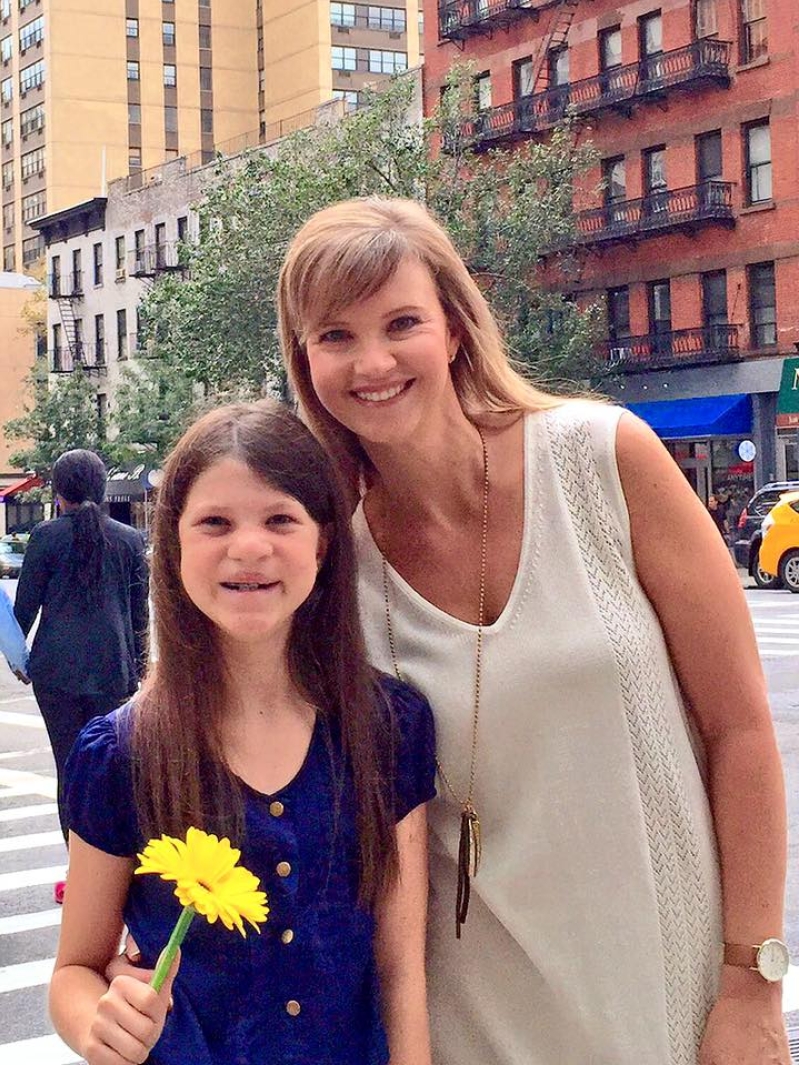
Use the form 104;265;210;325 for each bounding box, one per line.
723;942;759;969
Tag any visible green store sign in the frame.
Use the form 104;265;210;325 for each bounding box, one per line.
777;357;799;427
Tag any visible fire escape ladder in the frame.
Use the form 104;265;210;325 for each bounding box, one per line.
56;296;77;358
531;0;581;96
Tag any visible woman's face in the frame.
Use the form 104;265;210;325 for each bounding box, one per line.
303;257;461;449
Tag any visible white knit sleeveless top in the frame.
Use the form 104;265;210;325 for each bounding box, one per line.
353;401;721;1065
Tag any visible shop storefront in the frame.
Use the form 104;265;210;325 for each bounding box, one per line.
105;465;160;540
0;476;44;536
776;357;799;481
626;393;755;526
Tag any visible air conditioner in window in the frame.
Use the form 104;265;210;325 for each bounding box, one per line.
115;267;126;281
389;31;401;39
338;69;352;78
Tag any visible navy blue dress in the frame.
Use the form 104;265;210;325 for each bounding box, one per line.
65;676;436;1065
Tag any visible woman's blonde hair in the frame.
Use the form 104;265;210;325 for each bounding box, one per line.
278;196;562;493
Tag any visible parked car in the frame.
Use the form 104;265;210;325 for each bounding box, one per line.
733;481;799;590
759;490;799;593
0;540;24;578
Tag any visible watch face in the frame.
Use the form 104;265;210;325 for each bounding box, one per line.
757;939;790;982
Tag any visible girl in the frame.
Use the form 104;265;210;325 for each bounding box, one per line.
276;197;789;1065
50;401;435;1065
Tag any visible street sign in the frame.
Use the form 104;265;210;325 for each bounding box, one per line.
776;357;799;428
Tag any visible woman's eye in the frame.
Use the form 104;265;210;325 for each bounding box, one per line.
199;515;228;528
389;315;420;333
318;328;350;344
268;513;297;527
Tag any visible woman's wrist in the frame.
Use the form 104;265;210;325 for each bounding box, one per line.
719;963;783;1002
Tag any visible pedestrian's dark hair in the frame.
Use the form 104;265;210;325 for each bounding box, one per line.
132;399;399;906
52;449;108;602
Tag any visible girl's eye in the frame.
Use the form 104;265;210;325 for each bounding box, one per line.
199;515;228;528
389;315;421;333
317;328;350;344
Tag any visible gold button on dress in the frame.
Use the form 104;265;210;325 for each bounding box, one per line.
276;860;292;877
286;1000;301;1017
269;800;284;817
281;929;295;944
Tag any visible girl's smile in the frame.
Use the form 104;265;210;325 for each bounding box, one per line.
178;458;325;644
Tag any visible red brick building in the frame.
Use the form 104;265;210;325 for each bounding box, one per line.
423;0;799;514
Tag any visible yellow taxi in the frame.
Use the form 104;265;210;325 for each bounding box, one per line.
759;490;799;593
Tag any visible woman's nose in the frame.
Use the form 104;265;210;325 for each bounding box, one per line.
353;340;397;376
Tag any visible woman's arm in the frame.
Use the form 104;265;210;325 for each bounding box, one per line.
374;803;432;1065
615;414;789;1064
13;525;50;635
51;833;177;1065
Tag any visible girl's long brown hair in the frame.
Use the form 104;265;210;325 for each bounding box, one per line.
131;400;398;905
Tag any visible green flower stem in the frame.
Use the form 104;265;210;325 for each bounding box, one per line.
151;905;196;993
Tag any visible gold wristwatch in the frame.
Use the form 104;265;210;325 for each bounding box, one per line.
723;938;790;982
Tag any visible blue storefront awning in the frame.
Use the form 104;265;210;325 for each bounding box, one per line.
626;393;752;440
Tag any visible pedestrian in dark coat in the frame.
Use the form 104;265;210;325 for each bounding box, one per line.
14;449;149;850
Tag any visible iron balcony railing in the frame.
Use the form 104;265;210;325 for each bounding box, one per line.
607;325;740;372
462;39;731;147
48;271;83;298
438;0;547;41
574;181;734;245
128;242;184;278
50;342;107;374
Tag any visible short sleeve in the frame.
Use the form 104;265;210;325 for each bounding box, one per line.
379;674;437;823
64;707;139;857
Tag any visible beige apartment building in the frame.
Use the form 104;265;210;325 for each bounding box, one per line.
260;0;423;125
0;0;260;274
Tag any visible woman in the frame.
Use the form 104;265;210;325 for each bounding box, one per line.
15;449;149;866
276;197;789;1065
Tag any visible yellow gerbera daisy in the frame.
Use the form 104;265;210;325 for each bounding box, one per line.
135;827;269;937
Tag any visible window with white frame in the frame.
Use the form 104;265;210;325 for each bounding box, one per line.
745;120;772;203
1;117;11;146
22;233;42;266
333;88;360;111
163;64;176;87
2;201;13;229
368;6;406;31
21;189;45;222
20;144;43;177
126;18;138;38
474;71;491;111
19;0;37;10
368;49;406;73
741;0;767;63
331;2;356;25
127;60;139;81
162;21;175;46
20;15;43;50
19;102;43;135
1;158;12;189
0;35;11;62
0;0;9;20
1;75;12;103
331;45;356;70
694;0;717;38
19;59;44;92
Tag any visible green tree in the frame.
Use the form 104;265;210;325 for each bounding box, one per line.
138;71;600;408
4;365;104;476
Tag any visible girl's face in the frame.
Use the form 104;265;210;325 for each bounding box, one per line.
303;257;460;449
178;458;326;647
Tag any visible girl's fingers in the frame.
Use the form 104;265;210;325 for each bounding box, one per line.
104;951;153;986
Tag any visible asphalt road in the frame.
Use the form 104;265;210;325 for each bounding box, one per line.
0;579;798;1062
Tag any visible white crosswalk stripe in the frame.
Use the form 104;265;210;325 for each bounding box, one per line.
749;593;799;658
1;1033;82;1065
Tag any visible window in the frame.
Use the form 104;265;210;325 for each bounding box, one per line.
163;64;176;87
599;26;622;71
1;117;11;146
71;248;82;292
648;279;672;353
3;245;13;271
748;262;776;346
162;21;175;46
201;108;213;134
638;12;663;80
126;17;138;38
513;56;533;98
114;235;125;273
607;286;631;340
20;144;43;177
701;270;728;344
331;2;356;25
368;49;406;73
0;0;9;20
95;314;105;363
164;105;178;133
52;322;62;367
177;215;188;243
1;158;12;189
2;201;12;229
155;222;166;268
199;24;211;49
134;228;145;262
696;129;722;181
199;66;212;90
1;35;11;62
20;189;44;220
20;59;44;92
117;308;128;359
1;75;12;102
74;317;84;359
51;254;59;292
19;16;43;51
22;233;42;265
548;47;569;87
741;0;767;63
129;148;141;170
93;242;103;286
129;103;141;126
19;0;36;10
643;146;667;212
745;120;772;203
333;88;360;112
331;45;356;71
127;60;139;81
20;102;43;136
474;71;491;111
694;0;717;38
602;156;626;215
368;6;406;31
199;0;210;7
96;392;107;428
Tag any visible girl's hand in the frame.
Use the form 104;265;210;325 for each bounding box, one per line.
104;933;151;986
85;955;179;1065
698;974;789;1065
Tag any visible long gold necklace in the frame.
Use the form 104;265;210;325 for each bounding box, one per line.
380;424;489;939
